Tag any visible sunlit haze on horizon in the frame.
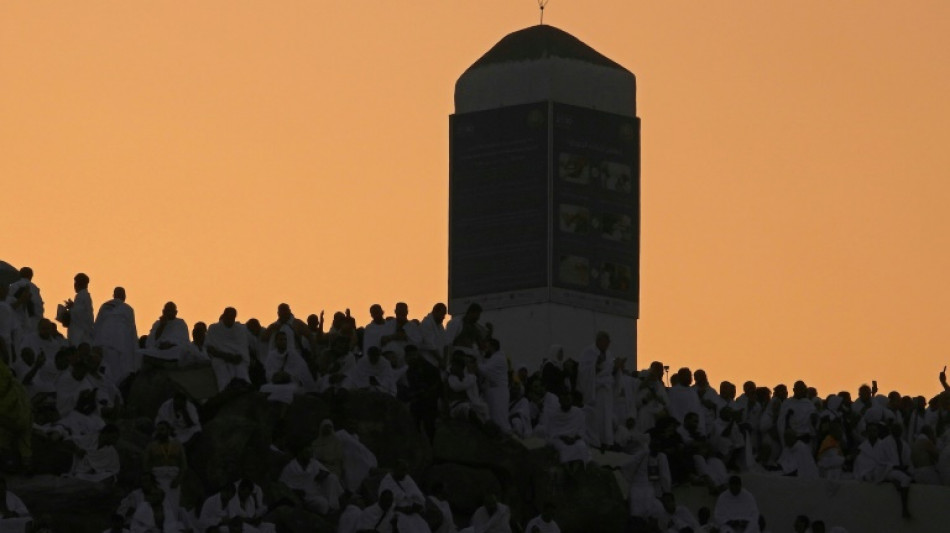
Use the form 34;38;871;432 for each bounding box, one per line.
3;1;949;399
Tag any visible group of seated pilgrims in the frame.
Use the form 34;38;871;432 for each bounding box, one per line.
3;268;950;532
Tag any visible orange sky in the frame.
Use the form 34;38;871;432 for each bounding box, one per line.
3;1;949;399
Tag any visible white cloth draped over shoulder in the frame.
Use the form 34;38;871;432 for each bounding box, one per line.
140;318;190;362
478;352;510;433
545;405;590;464
206;320;251;391
347;355;397;396
155;398;202;444
714;488;760;533
93;298;138;383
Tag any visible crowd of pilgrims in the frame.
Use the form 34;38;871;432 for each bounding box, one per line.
2;267;950;532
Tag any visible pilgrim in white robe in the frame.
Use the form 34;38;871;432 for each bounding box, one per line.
93;297;138;383
155;398;202;445
15;330;64;395
362;319;388;357
478;351;510;433
8;278;43;333
278;457;343;514
419;312;448;367
777;439;819;479
68;288;94;347
206;320;251;392
546;405;590;464
337;429;378;492
714;487;760;533
140;318;190;363
622;445;666;519
576;344;616;447
69;432;120;482
55;370;97;417
854;435;913;487
667;384;705;433
377;473;432;533
347;354;397;396
264;346;315;391
227;483;276;533
378;318;423;366
447;370;488;422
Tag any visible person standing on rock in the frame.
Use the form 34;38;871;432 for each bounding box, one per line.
64;273;94;347
93;286;138;385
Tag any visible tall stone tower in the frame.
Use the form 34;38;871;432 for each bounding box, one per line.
449;25;640;369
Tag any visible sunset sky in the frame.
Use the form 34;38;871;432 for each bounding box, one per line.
3;2;948;399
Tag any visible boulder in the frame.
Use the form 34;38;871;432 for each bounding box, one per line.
10;474;120;533
422;463;502;515
336;391;431;471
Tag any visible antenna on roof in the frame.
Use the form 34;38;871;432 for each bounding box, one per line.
538;0;549;25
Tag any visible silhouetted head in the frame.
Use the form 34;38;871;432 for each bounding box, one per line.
395;302;408;320
727;475;742;495
74;273;89;292
161;302;178;321
221;307;237;327
277;303;292;322
113;287;126;301
432;302;447;323
379;489;394;510
274;331;288;352
595;331;610;352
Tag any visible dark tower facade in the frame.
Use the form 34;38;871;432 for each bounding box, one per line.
450;25;640;367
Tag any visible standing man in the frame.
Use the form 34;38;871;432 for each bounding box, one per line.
7;267;43;334
479;338;510;434
577;331;617;448
65;273;94;347
93;287;138;384
418;303;448;368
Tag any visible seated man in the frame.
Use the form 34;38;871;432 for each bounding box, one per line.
853;422;912;518
278;445;343;515
545;392;590;470
139;302;190;364
155;392;202;446
714;476;760;533
69;423;121;483
264;331;314;388
228;478;277;533
206;307;251;392
347;347;397;396
445;354;488;423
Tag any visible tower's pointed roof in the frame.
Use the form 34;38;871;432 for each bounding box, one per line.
465;24;629;73
455;25;637;116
